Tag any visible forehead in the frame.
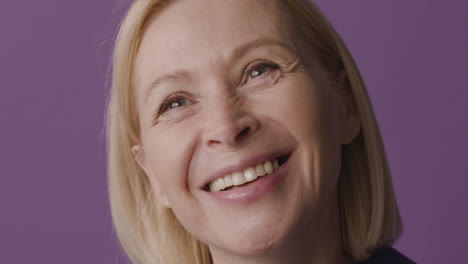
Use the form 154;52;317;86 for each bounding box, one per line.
141;0;287;47
133;0;295;92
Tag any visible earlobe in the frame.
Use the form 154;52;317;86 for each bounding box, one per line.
337;71;361;145
132;145;147;172
341;110;360;145
131;145;172;208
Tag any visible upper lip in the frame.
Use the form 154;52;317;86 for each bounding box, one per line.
200;150;291;190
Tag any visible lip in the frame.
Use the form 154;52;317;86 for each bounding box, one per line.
204;153;291;204
200;151;291;190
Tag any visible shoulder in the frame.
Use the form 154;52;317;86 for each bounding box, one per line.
359;247;416;264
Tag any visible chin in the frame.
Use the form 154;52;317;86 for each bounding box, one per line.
212;230;285;257
207;202;304;257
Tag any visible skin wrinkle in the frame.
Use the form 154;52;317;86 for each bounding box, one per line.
150;45;301;130
131;0;358;263
144;39;299;113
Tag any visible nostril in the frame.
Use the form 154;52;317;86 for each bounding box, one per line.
236;127;250;139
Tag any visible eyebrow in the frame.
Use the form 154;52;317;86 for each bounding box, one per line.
143;37;292;103
144;70;190;104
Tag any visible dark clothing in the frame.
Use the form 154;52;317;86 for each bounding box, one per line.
360;247;415;264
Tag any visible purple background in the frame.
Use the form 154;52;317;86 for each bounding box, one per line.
1;0;466;263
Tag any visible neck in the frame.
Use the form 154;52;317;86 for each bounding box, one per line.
209;193;352;264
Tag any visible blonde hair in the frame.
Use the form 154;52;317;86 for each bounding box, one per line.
106;0;402;263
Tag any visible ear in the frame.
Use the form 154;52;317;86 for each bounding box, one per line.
337;70;361;145
131;145;172;208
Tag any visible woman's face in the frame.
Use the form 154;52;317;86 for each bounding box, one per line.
133;0;358;258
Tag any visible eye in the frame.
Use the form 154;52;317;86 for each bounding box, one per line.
169;98;188;109
158;95;189;115
246;62;279;81
250;66;268;78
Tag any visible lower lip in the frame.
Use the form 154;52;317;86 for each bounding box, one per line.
205;157;290;204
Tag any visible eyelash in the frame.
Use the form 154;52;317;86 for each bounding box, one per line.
155;93;188;117
153;62;280;120
244;61;279;83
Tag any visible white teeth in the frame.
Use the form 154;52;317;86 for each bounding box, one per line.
264;161;274;174
217;177;225;191
232;172;245;186
223;174;232;187
244;167;257;182
208;158;283;192
209;179;221;192
255;163;266;177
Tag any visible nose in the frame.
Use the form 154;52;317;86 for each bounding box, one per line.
202;96;260;149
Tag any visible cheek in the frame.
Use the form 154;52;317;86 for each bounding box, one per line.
263;78;342;195
142;125;213;235
261;77;341;143
142;121;199;197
